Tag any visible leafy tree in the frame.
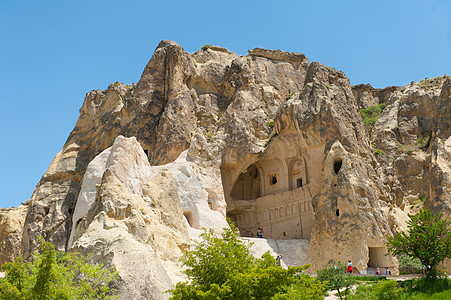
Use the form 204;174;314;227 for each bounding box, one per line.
168;226;325;299
387;208;451;277
316;261;354;300
0;237;118;300
359;102;386;134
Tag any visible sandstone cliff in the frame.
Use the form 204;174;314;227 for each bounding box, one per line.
1;40;450;299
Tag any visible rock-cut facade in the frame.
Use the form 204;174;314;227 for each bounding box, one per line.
1;40;451;299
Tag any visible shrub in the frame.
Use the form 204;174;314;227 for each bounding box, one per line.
359;103;386;134
0;237;118;299
398;254;423;274
200;44;212;51
168;226;324;299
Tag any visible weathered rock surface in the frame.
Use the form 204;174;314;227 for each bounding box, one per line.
0;205;27;265
1;40;451;298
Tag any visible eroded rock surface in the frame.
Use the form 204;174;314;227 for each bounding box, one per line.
1;41;451;298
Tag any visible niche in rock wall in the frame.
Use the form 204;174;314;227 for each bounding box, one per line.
368;247;389;268
183;211;199;229
230;164;261;200
333;158;342;175
288;158;308;190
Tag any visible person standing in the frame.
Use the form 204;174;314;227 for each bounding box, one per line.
347;260;353;274
257;227;263;238
276;254;283;266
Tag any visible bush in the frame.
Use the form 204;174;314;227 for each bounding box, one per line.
359;103;386;134
398;254;423;274
0;237;118;300
200;44;212;51
168;226;325;299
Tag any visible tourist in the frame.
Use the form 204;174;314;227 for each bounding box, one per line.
276;254;283;266
385;267;390;275
347;260;353;274
375;268;381;275
257;227;263;238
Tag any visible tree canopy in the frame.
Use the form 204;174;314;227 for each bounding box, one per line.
0;237;118;300
168;225;325;299
387;208;451;276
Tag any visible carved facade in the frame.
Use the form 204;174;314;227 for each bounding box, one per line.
227;155;315;239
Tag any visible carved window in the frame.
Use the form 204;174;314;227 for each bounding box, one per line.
297;178;303;188
269;174;278;185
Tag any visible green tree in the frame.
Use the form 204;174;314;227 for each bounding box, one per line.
168;226;325;299
316;261;354;300
387;208;451;277
0;237;118;299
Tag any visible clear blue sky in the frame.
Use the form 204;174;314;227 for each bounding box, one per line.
1;0;450;208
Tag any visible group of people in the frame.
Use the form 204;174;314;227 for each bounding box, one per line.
347;260;391;275
375;267;391;275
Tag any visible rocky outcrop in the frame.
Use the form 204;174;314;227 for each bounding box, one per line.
1;41;451;298
0;205;27;265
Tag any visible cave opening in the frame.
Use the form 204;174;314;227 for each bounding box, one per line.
333;158;342;174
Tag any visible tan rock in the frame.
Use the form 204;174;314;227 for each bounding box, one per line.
0;205;27;265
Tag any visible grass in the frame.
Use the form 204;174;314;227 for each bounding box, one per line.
347;278;451;299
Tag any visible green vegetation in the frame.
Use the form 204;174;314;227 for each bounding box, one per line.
411;194;428;208
348;278;451;299
285;91;295;101
415;131;432;150
168;224;325;299
359;103;386;134
347;279;402;300
371;143;386;156
398;254;423;275
265;130;278;147
200;44;212;51
0;237;118;300
316;262;354;300
267;120;275;128
387;208;451;278
202;131;213;139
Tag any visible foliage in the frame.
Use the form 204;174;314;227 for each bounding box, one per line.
316;261;354;300
359;102;386;134
348;278;451;299
398;254;423;274
267;120;275;128
348;274;387;282
200;44;212;51
168;226;324;299
415;131;432;150
347;280;401;300
387;208;451;277
373;147;386;156
272;274;326;300
0;237;118;300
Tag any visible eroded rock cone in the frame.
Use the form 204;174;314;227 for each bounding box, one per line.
1;41;450;299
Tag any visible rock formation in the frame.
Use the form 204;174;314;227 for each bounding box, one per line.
1;40;450;299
